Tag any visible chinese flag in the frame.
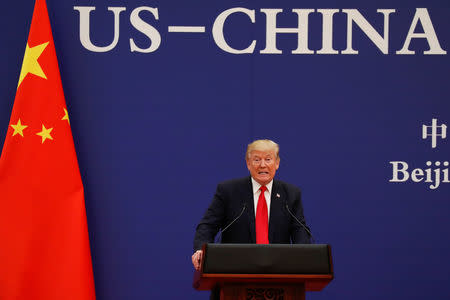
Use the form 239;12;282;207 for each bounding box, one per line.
0;0;96;299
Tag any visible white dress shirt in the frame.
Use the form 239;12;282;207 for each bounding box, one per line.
251;177;273;221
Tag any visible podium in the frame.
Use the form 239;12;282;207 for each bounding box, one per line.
193;244;333;300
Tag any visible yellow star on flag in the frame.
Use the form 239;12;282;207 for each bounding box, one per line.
18;42;49;88
36;124;53;144
62;108;70;125
10;119;28;137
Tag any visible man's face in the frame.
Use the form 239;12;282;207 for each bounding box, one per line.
246;149;280;186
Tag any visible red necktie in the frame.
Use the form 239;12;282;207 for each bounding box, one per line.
256;186;269;244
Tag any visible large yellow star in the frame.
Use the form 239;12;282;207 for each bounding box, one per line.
61;108;70;125
10;119;28;137
36;124;53;144
18;42;49;88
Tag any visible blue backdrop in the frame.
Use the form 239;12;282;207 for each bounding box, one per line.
1;0;449;299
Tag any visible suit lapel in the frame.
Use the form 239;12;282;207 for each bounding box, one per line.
268;180;281;243
244;177;256;243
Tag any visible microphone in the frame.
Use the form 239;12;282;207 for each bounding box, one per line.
284;201;315;244
215;203;247;243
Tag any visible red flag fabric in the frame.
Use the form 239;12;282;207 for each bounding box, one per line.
0;0;96;299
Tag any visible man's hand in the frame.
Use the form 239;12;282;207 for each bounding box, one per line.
191;250;203;271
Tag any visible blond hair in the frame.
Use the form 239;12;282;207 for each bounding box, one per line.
246;139;279;160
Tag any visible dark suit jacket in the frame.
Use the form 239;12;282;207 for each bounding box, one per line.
193;177;311;251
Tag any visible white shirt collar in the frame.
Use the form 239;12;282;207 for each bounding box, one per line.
251;177;273;195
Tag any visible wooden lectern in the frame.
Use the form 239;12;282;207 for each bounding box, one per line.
193;244;333;300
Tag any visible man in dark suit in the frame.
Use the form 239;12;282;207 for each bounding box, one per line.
192;139;311;271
